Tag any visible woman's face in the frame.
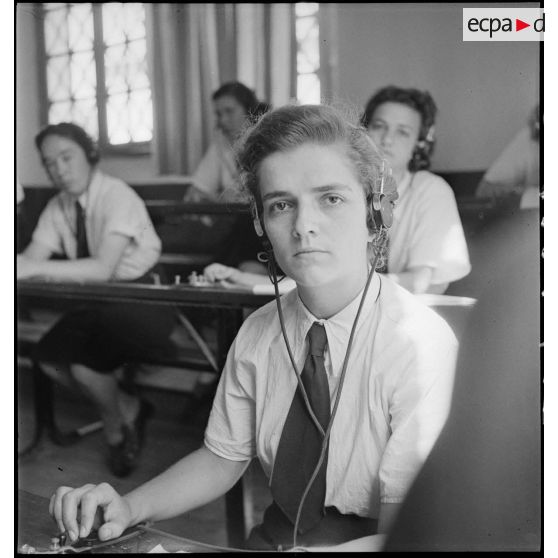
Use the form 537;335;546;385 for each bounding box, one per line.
258;142;372;290
367;101;422;176
40;134;93;196
214;95;248;141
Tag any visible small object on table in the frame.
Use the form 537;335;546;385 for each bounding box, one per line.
187;272;211;287
174;274;181;285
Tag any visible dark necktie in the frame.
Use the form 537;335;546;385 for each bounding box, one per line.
75;201;90;258
271;322;331;534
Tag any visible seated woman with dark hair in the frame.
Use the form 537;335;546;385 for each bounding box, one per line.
362;86;471;294
183;81;271;271
17;122;175;477
187;81;271;203
179;82;273;412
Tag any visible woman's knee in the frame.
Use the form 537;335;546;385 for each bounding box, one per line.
38;361;69;384
69;363;115;386
69;363;97;385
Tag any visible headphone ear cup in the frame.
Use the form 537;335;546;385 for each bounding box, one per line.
253;217;264;238
88;146;100;164
378;195;394;228
253;217;273;251
370;193;395;230
369;190;398;230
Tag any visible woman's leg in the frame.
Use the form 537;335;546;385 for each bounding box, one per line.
69;363;125;445
39;361;79;391
117;386;141;427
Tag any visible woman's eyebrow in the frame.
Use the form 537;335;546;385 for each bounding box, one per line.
397;124;416;131
373;117;416;132
312;184;352;193
262;184;352;202
43;148;73;163
262;190;292;202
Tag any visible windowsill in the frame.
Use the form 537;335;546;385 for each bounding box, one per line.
101;142;152;157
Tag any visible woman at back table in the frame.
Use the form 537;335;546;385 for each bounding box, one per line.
186;81;270;203
362;86;471;294
17;122;175;478
184;80;271;278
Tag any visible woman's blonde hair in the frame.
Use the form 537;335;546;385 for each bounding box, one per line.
236;103;394;234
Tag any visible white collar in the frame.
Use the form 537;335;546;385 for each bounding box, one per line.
396;170;413;201
61;168;101;212
292;271;381;351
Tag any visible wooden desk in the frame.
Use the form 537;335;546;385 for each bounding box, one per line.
17;279;275;366
17;280;275;549
145;200;250;219
17;490;256;553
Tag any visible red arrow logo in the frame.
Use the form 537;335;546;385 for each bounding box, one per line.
516;18;530;31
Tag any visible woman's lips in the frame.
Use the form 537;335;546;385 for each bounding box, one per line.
294;249;328;257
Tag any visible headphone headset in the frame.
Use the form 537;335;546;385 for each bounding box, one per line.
252;157;397;247
370;159;397;230
86;142;100;165
414;124;435;155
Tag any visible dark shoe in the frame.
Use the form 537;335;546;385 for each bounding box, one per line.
108;400;154;477
133;399;155;447
108;431;137;478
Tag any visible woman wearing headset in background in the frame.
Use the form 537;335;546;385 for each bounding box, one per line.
47;104;457;551
17;123;175;478
362;86;471;294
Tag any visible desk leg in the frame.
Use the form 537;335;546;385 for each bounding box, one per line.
34;361;84;447
218;309;248;547
226;479;246;548
18;361;52;456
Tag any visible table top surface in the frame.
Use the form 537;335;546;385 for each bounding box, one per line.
17;278;276;309
145;200;250;215
17;490;252;554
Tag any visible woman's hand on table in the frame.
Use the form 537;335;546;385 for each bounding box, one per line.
17;255;38;279
49;483;133;543
203;263;242;284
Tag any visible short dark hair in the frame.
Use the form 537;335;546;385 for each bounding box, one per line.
237;103;394;234
213;81;262;118
362;86;437;171
35;122;100;165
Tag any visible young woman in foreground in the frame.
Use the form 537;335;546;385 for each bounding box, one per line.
48;105;457;550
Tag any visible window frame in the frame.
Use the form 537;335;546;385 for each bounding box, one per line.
35;2;152;157
294;3;321;105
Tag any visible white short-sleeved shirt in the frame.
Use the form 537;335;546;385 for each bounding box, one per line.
387;170;471;286
479;126;540;197
191;131;240;200
31;170;161;280
204;274;458;519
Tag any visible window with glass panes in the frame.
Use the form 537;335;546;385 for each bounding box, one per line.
41;3;152;151
295;3;320;105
